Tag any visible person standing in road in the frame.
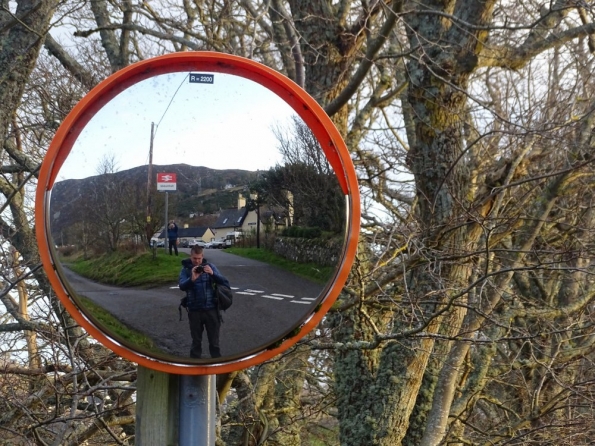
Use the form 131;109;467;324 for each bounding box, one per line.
168;220;178;255
179;245;230;359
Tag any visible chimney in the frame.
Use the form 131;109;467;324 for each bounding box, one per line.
238;194;246;210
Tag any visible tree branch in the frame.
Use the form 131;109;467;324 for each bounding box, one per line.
74;23;203;51
482;22;595;70
89;0;122;71
2;139;41;176
44;33;98;90
325;0;402;116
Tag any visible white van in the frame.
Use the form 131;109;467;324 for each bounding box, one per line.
224;231;242;247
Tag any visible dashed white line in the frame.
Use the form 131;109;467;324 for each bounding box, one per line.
231;289;313;303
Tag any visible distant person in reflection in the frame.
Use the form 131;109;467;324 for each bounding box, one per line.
167;220;178;255
179;245;230;359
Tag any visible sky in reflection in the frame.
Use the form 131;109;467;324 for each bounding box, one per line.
59;72;296;180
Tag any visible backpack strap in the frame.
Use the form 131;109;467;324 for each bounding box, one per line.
179;265;194;321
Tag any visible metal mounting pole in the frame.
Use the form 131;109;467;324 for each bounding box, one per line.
179;374;216;446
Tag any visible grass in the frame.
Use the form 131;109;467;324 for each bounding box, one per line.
225;247;335;284
77;296;161;354
65;249;186;288
63;245;334;287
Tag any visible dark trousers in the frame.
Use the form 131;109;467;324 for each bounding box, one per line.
169;239;178;255
188;309;221;359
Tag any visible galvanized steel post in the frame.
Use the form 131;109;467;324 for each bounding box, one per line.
179;374;216;445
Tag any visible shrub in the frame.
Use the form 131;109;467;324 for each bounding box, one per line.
281;226;322;239
57;245;77;257
119;239;146;254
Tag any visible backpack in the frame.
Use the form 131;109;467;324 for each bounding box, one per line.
179;296;189;321
179;265;193;320
214;284;233;311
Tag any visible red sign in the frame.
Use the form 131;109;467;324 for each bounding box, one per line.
157;172;176;191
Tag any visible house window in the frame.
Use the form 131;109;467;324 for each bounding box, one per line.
222;218;228;224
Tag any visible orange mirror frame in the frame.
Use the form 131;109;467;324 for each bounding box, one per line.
35;52;360;375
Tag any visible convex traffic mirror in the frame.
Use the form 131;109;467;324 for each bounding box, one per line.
36;52;359;374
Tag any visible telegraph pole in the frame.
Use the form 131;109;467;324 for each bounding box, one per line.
146;122;155;249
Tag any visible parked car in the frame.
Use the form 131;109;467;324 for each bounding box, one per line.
189;239;205;247
179;239;189;248
205;240;224;249
154;240;165;247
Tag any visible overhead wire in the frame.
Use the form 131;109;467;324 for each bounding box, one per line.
154;73;190;138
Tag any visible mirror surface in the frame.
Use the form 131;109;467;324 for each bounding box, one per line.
49;71;347;363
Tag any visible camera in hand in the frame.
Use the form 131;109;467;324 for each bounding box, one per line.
194;265;204;274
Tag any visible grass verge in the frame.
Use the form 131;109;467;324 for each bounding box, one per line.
225;247;335;284
65;250;186;288
78;296;161;354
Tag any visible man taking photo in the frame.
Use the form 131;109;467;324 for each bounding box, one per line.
179;245;230;359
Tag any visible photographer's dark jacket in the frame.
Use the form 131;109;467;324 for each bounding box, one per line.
179;258;230;311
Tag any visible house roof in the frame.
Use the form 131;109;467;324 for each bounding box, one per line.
259;205;288;225
213;207;248;229
159;226;212;238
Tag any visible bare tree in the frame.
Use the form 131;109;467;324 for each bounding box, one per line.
326;3;595;446
1;2;138;443
3;0;595;445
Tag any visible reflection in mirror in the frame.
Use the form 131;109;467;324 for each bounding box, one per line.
48;71;347;363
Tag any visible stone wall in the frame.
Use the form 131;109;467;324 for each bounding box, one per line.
273;236;343;267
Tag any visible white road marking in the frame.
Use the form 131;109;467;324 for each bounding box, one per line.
231;288;312;303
